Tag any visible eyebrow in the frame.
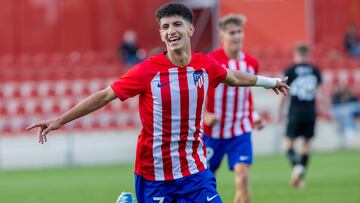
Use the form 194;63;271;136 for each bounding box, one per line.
161;20;183;26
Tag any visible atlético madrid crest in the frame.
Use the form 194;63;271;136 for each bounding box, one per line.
193;70;204;88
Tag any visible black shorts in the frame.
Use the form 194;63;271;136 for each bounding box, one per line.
286;120;315;140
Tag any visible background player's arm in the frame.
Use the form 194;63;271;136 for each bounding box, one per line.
203;111;219;126
27;86;117;143
223;69;289;95
278;94;288;122
252;111;265;130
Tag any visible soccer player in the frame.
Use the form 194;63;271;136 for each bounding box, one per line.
279;44;322;188
203;14;262;203
27;3;288;202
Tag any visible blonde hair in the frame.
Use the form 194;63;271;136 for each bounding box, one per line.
218;14;247;30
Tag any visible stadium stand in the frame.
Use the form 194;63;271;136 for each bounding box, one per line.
0;51;140;135
0;45;359;135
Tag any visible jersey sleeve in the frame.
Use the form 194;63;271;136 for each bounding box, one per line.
206;57;228;88
252;58;259;74
246;54;259;74
315;68;322;85
111;63;149;101
283;67;294;85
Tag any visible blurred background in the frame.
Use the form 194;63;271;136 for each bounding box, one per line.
0;0;359;202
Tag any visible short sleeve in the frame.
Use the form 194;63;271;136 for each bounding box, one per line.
315;68;322;85
111;63;149;101
205;57;227;88
283;67;293;84
246;54;259;74
252;58;259;74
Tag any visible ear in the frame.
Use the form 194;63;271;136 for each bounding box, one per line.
188;24;195;37
159;29;165;42
219;30;225;42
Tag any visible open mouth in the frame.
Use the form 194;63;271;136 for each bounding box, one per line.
168;36;181;45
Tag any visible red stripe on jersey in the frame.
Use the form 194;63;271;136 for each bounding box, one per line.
240;89;247;133
160;72;174;180
239;60;247;134
219;85;228;139
178;69;191;177
203;87;215;136
230;61;240;137
248;91;254;127
193;81;206;171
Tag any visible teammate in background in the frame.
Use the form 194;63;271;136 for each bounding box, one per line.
27;3;288;202
203;14;263;203
279;44;322;188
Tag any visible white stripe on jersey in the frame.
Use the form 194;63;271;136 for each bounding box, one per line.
198;68;209;166
169;68;182;179
241;61;252;133
234;84;245;135
223;60;237;138
186;67;199;174
234;61;248;135
243;88;252;131
151;73;165;181
212;83;223;138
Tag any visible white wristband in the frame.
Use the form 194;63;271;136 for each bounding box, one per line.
255;76;281;88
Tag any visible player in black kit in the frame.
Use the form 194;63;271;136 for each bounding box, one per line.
279;44;322;188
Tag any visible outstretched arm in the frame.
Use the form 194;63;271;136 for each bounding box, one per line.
223;69;289;95
27;86;117;143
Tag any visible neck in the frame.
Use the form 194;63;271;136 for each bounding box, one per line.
225;49;241;59
294;57;308;64
166;46;192;67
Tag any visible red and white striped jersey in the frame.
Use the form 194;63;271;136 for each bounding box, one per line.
111;52;227;181
203;49;259;139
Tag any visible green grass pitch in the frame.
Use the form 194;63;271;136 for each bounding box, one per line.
0;150;359;203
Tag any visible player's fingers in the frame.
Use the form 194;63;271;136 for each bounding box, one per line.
272;88;279;95
283;87;288;95
27;123;44;130
41;127;51;137
38;127;43;144
280;87;287;96
277;81;289;89
282;76;288;83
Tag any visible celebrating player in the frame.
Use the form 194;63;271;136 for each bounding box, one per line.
279;44;322;188
27;3;288;202
203;14;263;203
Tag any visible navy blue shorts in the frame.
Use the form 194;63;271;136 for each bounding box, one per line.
135;169;222;203
203;132;253;172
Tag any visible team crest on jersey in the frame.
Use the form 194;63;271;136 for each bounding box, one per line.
193;70;204;88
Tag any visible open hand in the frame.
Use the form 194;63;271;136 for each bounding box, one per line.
272;77;289;96
26;119;62;144
204;112;219;127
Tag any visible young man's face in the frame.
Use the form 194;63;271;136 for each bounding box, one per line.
220;23;244;53
159;15;194;52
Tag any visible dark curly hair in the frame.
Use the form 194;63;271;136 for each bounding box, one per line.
155;3;194;24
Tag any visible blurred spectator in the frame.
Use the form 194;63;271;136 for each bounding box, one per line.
343;25;360;57
117;30;146;66
331;83;360;137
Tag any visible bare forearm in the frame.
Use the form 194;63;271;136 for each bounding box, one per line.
57;87;116;125
224;70;280;87
224;70;257;87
